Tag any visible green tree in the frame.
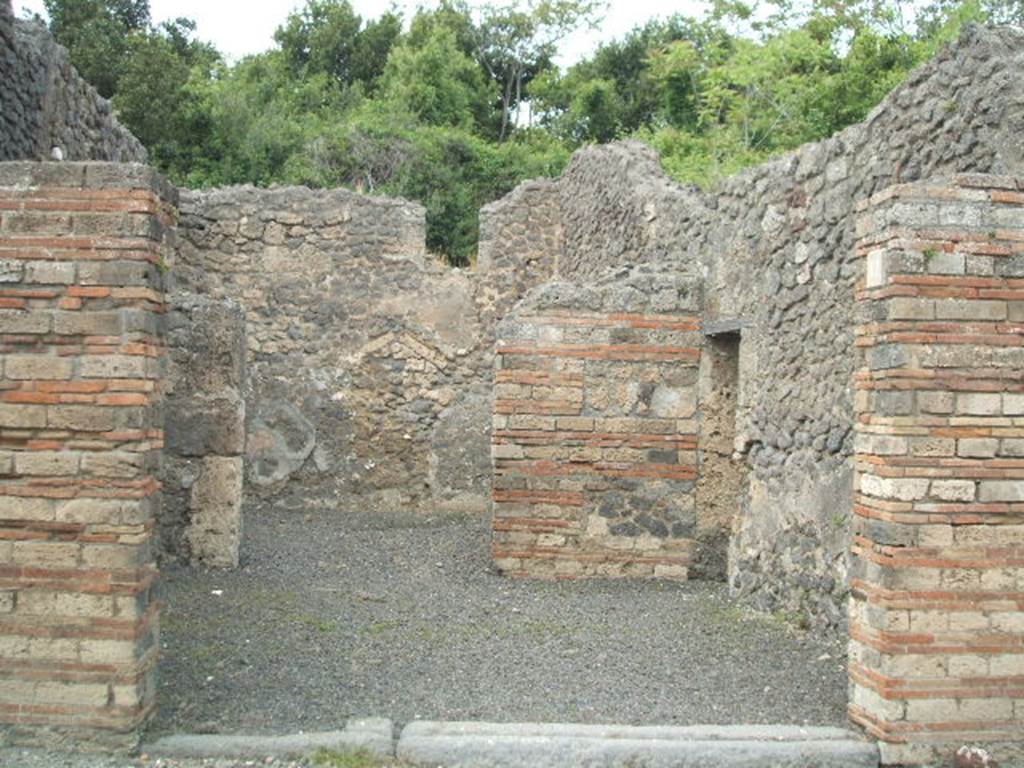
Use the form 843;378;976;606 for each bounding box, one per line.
531;15;731;142
472;0;603;140
566;79;621;142
44;0;999;264
44;0;150;96
189;49;353;187
112;18;220;180
352;12;403;91
274;0;401;91
378;26;491;130
406;0;479;58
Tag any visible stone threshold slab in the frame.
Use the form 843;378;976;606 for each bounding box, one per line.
142;717;394;759
396;721;880;768
144;720;880;767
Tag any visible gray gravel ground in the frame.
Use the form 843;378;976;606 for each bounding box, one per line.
144;502;847;738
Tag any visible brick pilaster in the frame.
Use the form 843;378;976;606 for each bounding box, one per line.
492;295;702;579
850;175;1024;765
0;162;174;747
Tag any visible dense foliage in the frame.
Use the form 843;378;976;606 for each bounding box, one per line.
37;0;1013;263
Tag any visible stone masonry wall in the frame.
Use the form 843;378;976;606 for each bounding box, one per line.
0;2;146;164
483;25;1024;630
171;184;556;518
161;294;245;567
0;161;173;746
492;267;704;578
849;175;1024;767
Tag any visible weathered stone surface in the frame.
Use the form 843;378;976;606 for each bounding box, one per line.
165;295;247;393
173;181;556;514
186;457;243;568
693;333;743;580
492;266;702;578
0;11;145;162
850;175;1024;768
485;24;1024;630
0;160;170;747
246;400;317;488
161;293;246;564
165;392;245;457
145;719;394;760
429;386;491;514
396;722;879;768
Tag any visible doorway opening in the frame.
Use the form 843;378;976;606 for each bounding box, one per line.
694;326;747;580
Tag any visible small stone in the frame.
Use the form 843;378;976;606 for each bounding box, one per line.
955;745;998;768
355;590;385;602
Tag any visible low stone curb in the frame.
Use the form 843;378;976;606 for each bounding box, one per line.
144;720;881;767
142;718;394;760
395;722;880;768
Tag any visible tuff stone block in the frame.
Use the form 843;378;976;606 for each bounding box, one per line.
956;393;1002;415
4;354;74;380
185;456;243;568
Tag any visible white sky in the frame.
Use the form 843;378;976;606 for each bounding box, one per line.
12;0;708;68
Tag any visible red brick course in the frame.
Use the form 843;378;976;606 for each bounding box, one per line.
851;176;1024;765
492;311;701;579
0;166;171;747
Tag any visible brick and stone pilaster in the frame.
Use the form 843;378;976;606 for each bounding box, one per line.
850;175;1024;765
0;162;174;746
491;269;702;579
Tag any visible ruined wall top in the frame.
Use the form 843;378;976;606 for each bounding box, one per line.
177;184;426;265
549;24;1024;283
0;0;147;163
0;159;176;201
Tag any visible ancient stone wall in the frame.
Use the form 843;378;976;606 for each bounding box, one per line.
483;25;1024;629
0;1;40;162
161;294;245;567
0;2;146;164
491;267;705;578
0;161;173;746
171;184;556;517
849;175;1024;767
477;179;563;327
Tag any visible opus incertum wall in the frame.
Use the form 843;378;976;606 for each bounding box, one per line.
850;175;1024;765
0;2;146;164
0;162;173;746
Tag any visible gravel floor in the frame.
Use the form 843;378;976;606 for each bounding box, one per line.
143;502;847;739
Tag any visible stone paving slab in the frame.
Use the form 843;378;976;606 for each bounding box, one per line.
143;718;394;760
395;721;880;768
